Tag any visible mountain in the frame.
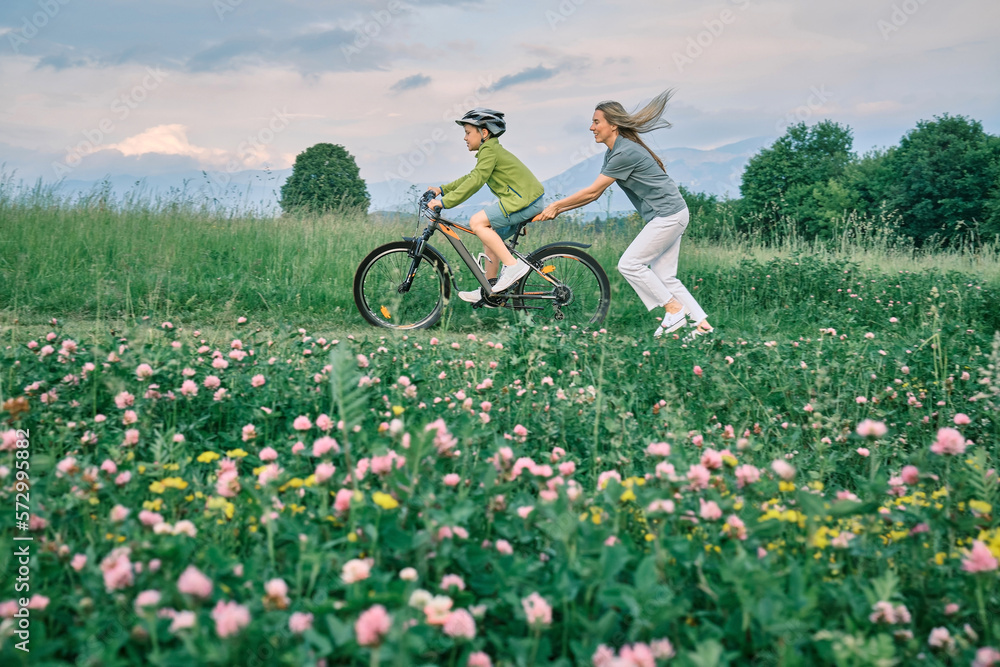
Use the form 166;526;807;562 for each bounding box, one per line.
376;137;770;220
51;168;292;214
39;138;770;217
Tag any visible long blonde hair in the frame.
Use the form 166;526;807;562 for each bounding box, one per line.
595;89;674;172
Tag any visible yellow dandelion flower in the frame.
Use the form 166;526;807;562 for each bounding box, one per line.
206;496;227;510
88;496;100;506
226;448;249;458
137;465;146;474
811;526;832;549
619;488;636;503
149;481;166;494
198;451;221;463
645;533;655;542
143;498;163;512
969;500;992;515
392;405;404;416
779;481;796;492
373;492;399;510
161;477;188;490
347;532;358;542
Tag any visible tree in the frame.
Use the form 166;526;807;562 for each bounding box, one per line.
839;147;897;219
280;143;370;213
739;120;854;236
986;172;1000;239
882;114;1000;244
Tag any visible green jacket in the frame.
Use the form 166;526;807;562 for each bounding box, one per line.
440;139;544;216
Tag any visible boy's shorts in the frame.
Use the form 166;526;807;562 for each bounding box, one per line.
484;195;545;241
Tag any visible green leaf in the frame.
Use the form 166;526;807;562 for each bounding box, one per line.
303;628;332;656
325;613;353;646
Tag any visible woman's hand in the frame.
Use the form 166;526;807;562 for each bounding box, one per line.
534;203;560;222
427;199;442;211
428;186;442;196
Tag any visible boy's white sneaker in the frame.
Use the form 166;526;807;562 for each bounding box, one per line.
459;288;483;304
490;259;530;293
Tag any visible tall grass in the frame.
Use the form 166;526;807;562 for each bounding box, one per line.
2;176;999;334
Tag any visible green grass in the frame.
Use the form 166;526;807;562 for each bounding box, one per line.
3;180;1000;341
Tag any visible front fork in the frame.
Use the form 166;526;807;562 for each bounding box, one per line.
398;229;433;293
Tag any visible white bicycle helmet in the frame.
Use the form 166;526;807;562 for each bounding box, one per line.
455;108;506;137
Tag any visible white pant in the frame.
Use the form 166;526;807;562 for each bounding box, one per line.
616;207;708;324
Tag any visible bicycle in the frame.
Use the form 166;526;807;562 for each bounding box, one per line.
354;191;611;330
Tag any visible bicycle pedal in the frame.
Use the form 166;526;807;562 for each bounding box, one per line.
473;297;502;309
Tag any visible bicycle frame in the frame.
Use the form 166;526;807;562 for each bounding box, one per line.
399;204;569;303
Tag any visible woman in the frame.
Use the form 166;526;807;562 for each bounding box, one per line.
536;90;713;339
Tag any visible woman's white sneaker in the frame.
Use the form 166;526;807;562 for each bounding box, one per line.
682;326;714;343
654;308;688;338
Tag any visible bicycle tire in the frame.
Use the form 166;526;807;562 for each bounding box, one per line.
354;241;450;329
513;245;611;327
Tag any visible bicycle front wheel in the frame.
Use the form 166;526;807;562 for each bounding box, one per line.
514;245;610;327
354;241;450;329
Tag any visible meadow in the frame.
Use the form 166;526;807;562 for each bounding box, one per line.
1;183;1000;666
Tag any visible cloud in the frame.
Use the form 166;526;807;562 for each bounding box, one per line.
389;73;431;93
186;38;264;72
488;65;561;92
107;124;229;166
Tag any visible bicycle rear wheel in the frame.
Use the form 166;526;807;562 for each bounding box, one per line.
354;241;450;329
514;245;610;327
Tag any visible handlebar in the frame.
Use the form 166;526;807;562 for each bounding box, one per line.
420;189;442;220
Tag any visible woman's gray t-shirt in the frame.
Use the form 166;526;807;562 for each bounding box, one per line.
600;135;687;221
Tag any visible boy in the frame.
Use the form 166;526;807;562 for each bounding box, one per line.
427;108;545;302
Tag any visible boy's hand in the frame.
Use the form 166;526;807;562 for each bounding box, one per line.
428;186;442;196
427;200;442;211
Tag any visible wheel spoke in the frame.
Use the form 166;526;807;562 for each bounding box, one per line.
517;248;610;327
355;245;446;329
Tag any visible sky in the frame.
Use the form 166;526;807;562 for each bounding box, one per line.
1;0;998;190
